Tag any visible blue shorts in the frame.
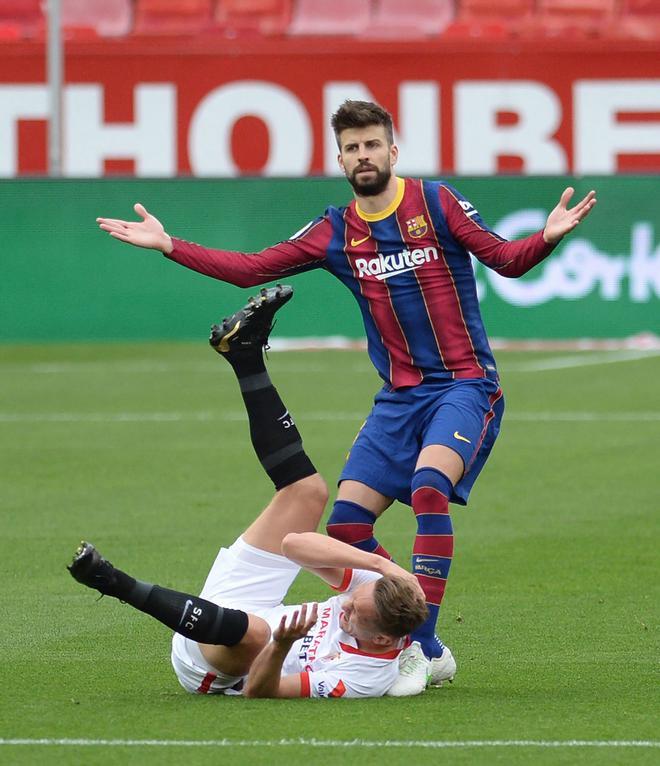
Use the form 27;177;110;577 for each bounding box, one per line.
339;377;504;506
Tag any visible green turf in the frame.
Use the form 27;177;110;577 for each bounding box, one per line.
1;344;658;765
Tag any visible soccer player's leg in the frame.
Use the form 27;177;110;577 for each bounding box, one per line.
210;284;317;492
209;285;328;552
331;388;455;697
328;481;393;559
412;379;504;684
328;392;415;558
68;541;269;681
200;288;330;676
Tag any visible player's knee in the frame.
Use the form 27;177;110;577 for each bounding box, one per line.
287;472;328;512
326;499;375;542
241;615;272;654
411;466;453;494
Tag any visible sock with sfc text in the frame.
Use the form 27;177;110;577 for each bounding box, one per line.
102;569;249;646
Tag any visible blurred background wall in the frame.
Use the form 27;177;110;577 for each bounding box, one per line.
1;0;658;341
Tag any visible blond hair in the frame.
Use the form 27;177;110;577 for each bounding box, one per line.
372;575;428;638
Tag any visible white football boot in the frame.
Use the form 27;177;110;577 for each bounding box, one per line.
385;641;430;697
429;645;457;687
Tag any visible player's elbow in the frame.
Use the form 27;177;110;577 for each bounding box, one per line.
493;264;527;278
281;532;301;558
233;274;267;288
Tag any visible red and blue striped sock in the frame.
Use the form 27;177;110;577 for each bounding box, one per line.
410;466;454;658
326;500;392;559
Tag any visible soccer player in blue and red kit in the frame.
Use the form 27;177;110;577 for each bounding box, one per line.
97;100;596;696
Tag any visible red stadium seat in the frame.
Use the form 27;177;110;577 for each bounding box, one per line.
0;0;41;38
288;0;371;36
62;0;132;38
534;0;616;37
445;0;535;38
456;0;536;21
214;0;291;36
618;0;660;38
365;0;454;39
134;0;213;36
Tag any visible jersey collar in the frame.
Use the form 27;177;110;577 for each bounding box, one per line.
339;640;403;660
355;177;405;222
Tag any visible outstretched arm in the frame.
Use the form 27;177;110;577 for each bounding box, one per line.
97;204;331;288
97;203;173;254
281;532;419;590
443;185;597;277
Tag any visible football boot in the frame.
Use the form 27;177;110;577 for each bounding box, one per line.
209;284;293;358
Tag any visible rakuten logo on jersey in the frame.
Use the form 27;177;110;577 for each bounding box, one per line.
355;246;438;280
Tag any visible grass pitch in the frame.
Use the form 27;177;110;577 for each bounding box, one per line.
1;343;658;765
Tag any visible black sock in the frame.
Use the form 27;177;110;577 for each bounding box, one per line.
227;350;316;489
106;572;249;646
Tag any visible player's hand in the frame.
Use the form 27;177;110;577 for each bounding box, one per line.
380;559;425;597
96;203;173;254
273;603;319;645
542;187;597;244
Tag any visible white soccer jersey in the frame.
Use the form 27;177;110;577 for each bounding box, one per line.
170;539;404;698
268;568;404;699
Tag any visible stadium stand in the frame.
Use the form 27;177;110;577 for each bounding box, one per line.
364;0;455;39
214;0;291;36
288;0;371;36
133;0;213;36
0;0;41;38
618;0;660;38
534;0;616;38
444;0;536;38
61;0;133;38
1;0;660;41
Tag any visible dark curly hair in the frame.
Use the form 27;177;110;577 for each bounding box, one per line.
331;100;394;149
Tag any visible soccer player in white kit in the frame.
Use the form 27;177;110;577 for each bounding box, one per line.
69;287;428;699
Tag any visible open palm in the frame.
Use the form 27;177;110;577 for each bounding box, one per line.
96;203;172;253
543;187;597;244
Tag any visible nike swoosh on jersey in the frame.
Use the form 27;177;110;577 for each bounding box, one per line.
350;235;370;247
453;431;471;443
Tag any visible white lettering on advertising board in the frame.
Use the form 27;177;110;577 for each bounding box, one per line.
474;210;660;307
0;79;659;176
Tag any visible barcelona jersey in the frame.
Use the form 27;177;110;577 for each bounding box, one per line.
168;177;555;389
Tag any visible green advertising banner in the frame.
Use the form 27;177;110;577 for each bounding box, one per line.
1;177;657;341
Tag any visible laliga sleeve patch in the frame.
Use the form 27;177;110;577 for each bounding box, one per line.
328;680;347;698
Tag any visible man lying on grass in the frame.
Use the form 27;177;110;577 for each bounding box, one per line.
69;286;427;698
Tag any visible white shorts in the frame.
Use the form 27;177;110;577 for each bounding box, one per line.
170;536;300;694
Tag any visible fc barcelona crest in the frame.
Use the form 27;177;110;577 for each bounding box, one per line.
406;214;428;239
